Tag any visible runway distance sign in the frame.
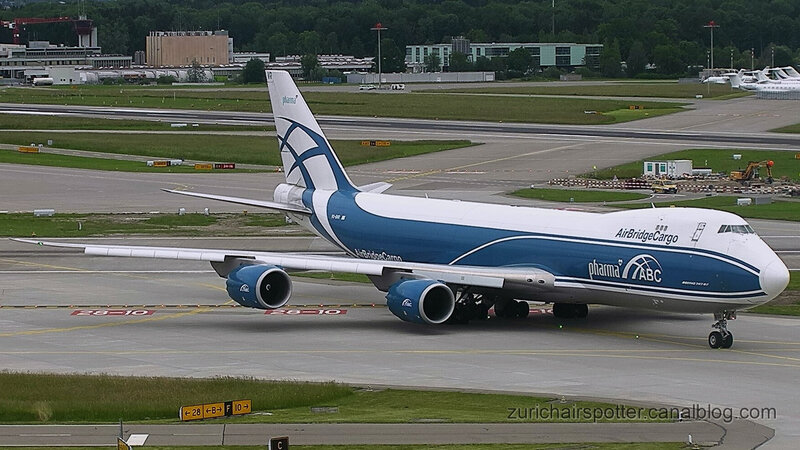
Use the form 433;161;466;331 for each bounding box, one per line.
180;399;251;421
264;308;347;315
71;310;154;316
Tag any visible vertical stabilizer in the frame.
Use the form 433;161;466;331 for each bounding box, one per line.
729;70;742;89
266;70;356;192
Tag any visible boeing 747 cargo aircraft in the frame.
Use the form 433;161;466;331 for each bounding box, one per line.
17;70;789;349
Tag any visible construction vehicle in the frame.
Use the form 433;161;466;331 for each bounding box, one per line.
730;160;774;184
651;179;678;194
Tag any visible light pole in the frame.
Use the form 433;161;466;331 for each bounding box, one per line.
750;48;754;70
703;21;719;69
771;46;774;67
370;22;388;89
551;0;555;36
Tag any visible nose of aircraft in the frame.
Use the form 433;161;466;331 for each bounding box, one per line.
760;258;790;300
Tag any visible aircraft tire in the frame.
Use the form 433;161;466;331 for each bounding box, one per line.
708;331;722;349
493;298;514;318
721;333;733;349
515;301;530;318
552;303;574;319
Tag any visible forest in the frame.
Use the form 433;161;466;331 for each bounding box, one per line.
2;0;799;76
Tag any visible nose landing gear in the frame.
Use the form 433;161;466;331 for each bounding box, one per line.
708;311;736;349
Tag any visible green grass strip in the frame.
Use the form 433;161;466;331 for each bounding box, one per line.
614;196;800;222
511;188;650;203
588;148;800;182
0;114;271;131
433;82;747;99
294;272;372;283
747;304;800;316
0;150;265;173
0;213;288;238
747;272;800;316
0;87;686;124
0;372;672;424
771;123;800;133
0;134;473;167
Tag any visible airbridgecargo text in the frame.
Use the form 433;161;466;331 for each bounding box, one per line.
354;249;403;261
616;227;679;245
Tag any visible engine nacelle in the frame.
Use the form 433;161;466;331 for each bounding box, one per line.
386;279;455;324
226;264;292;310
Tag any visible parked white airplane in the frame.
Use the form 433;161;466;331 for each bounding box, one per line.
765;66;800;80
702;75;729;84
755;70;800;85
730;70;800;92
16;70;789;349
779;66;800;78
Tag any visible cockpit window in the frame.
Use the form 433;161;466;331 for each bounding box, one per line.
717;224;755;234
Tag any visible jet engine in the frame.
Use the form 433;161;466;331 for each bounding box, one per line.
225;264;292;309
386;279;455;324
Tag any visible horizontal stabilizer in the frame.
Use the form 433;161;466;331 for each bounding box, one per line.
162;189;311;214
357;182;393;194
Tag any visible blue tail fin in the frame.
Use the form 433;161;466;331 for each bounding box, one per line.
266;70;357;192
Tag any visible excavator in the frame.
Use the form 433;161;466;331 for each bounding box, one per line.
730;160;774;184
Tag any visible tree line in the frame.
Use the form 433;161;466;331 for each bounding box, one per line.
3;0;799;77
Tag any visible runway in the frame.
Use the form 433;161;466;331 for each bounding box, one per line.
2;94;800;447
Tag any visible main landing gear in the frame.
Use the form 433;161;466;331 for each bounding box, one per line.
446;290;530;324
447;289;492;324
708;311;736;349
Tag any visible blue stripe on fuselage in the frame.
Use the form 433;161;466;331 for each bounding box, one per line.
322;191;762;297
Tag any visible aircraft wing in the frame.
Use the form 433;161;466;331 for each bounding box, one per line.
161;189;311;215
12;239;555;292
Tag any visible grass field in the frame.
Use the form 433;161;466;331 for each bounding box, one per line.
0;133;473;167
0;372;671;424
771;123;800;133
0;86;686;125
748;303;800;315
589;148;800;181
294;271;372;283
433;82;748;99
0;213;288;238
0;114;271;131
748;272;800;316
511;188;650;203
0;150;269;173
614;196;800;221
0;444;683;450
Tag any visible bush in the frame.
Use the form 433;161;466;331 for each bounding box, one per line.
101;78;125;85
542;67;564;79
156;75;177;85
575;67;598;78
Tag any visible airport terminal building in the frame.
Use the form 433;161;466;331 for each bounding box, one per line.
406;39;602;72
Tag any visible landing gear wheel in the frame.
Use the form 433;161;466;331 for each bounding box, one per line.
708;331;722;349
493;298;514;318
515;301;530;318
721;333;733;349
574;304;588;318
552;303;573;319
709;311;736;349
